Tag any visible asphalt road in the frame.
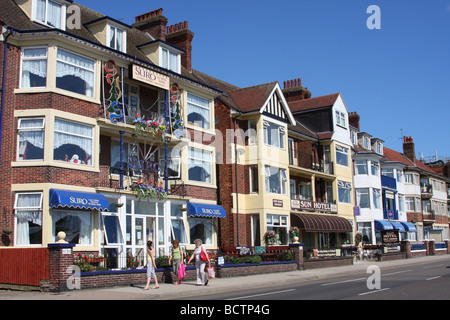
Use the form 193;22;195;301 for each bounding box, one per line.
177;257;450;300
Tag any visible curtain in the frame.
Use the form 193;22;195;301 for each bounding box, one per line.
116;28;123;52
188;148;211;183
35;0;46;22
53;210;92;245
168;51;177;72
15;193;42;246
56;49;95;97
109;25;116;49
54;119;93;164
21;48;47;88
47;0;61;28
187;94;210;129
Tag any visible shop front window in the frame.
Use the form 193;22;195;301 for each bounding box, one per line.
171;203;188;244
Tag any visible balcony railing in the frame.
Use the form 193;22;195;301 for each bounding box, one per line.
420;184;433;199
381;175;397;190
289;149;333;174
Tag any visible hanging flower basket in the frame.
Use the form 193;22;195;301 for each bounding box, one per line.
129;180;167;201
133;114;166;139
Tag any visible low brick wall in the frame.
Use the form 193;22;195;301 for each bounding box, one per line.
216;261;298;278
79;266;198;290
303;257;353;270
377;252;407;262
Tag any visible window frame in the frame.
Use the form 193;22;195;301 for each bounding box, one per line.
160;47;181;73
338;180;352;204
53;117;94;167
14;192;44;246
187;147;213;184
20;47;48;89
186;93;211;130
355;160;368;175
107;23;127;53
56;48;96;98
336;145;349;167
17;117;46;161
264;165;287;195
263;121;285;149
32;0;66;30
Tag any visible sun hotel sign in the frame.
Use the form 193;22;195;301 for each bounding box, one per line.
291;199;338;214
130;64;170;91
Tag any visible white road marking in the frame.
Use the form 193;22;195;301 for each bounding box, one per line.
227;289;296;300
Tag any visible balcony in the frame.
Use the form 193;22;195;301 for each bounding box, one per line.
383;209;398;220
289;149;334;175
421;184;433;199
291;199;337;214
381;175;397;190
423;211;436;225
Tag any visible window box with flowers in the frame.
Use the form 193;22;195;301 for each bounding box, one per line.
133;114;166;139
129;180;167;201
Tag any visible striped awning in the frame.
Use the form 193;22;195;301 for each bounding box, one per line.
291;213;353;233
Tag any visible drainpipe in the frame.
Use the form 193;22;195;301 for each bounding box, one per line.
0;26;13;166
233;112;242;246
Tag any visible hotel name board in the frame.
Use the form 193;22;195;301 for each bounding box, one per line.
130;64;170;90
291;199;338;214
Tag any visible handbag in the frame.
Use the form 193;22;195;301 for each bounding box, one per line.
207;265;215;279
200;248;209;262
178;263;186;279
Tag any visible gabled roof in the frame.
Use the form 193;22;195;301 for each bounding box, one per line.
288;93;340;113
383;147;439;176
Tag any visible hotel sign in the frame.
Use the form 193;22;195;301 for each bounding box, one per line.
291;199;338;214
130;64;170;90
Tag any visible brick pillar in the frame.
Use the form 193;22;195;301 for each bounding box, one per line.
48;241;76;292
428;239;435;256
445;240;450;255
289;243;304;270
424;240;430;255
402;240;411;259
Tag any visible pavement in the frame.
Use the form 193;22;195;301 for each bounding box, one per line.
1;254;449;300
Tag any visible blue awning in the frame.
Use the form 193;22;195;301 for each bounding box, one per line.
375;220;394;231
49;189;109;211
400;222;417;232
390;221;406;232
187;202;226;219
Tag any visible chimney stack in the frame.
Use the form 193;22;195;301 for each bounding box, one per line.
348;112;360;130
166;21;194;72
403;136;416;163
282;77;311;102
133;8;168;41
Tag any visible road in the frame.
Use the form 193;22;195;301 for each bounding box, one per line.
175;257;450;300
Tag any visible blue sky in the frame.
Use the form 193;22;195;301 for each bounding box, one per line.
77;0;450;160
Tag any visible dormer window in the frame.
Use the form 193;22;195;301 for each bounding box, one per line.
161;47;180;73
33;0;66;29
108;24;127;53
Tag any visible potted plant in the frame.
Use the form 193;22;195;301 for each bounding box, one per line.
264;230;276;246
289;226;300;243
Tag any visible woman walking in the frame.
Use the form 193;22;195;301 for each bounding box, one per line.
168;240;184;285
187;239;210;286
143;240;159;290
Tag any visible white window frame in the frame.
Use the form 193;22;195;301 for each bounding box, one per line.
107;23;127;53
56;48;95;98
53;118;94;166
160;47;181;73
336;145;349;167
186;93;211;130
266;214;288;245
249;165;259;193
338;180;352;204
14;192;44;246
17;117;45;161
355;160;368;175
52;210;93;246
265;165;287;195
32;0;66;30
263;121;285;149
335;111;346;127
101;213;125;245
20;47;48;89
356;188;370;209
187;147;213;184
